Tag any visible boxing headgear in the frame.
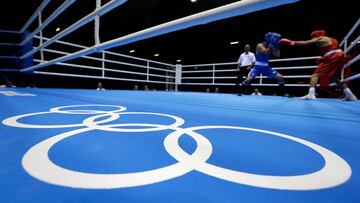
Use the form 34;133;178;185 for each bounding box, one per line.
265;32;282;48
311;30;326;38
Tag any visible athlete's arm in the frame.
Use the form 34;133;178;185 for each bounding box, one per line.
280;38;319;46
272;48;280;57
294;38;319;46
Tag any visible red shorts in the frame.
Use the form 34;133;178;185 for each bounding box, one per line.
315;52;344;77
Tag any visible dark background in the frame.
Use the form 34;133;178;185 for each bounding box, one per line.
0;0;359;96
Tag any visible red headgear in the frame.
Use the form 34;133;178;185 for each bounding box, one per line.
311;30;326;38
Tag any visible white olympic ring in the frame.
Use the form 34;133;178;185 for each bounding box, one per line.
2;104;127;128
165;126;351;190
22;124;212;189
2;104;352;190
50;104;127;115
82;111;185;132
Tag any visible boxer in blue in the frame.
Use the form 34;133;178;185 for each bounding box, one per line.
242;32;285;94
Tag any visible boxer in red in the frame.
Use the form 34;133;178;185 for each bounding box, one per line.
280;30;357;101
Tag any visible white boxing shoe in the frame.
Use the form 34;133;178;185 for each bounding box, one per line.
300;94;316;100
343;94;357;101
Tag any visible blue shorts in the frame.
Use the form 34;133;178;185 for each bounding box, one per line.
248;65;278;78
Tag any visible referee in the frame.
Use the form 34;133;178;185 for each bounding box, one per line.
235;44;255;96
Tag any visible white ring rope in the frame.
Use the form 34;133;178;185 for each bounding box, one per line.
21;0;300;72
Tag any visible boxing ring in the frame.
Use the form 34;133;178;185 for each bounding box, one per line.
1;0;360;202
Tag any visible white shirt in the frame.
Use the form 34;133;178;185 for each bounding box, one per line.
237;52;256;67
96;88;106;90
251;92;262;96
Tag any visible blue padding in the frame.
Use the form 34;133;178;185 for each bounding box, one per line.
20;31;34;71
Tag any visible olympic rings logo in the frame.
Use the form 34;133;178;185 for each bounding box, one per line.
2;104;351;190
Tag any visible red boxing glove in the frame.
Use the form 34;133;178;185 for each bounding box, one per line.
280;38;295;46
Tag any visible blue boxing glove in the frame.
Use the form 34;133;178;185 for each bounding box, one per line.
268;43;275;49
271;41;280;49
265;32;281;49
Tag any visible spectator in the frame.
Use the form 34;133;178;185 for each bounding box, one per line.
96;82;106;90
0;74;16;88
144;85;149;91
251;88;262;96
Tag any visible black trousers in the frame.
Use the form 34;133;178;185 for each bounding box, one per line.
235;66;249;94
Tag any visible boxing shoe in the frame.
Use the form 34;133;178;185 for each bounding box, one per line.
343;94;357;101
300;94;316;100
